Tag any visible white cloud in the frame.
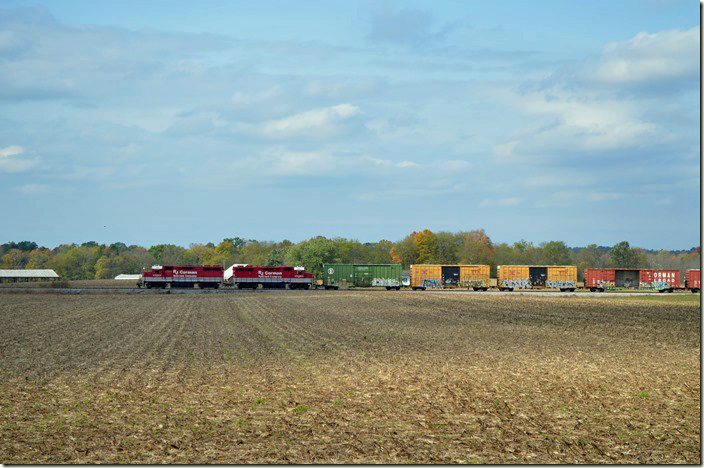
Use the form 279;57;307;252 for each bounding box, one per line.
590;26;698;85
537;190;625;207
491;88;661;160
479;197;522;207
354;184;464;202
523;173;595;189
220;146;471;187
231;86;284;106
0;145;37;172
0;145;24;158
16;183;49;194
258;104;361;138
0;158;37;172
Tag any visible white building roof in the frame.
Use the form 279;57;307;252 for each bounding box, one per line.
0;269;59;278
114;274;141;280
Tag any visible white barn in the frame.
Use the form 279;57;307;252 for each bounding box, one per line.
0;269;60;283
114;274;142;280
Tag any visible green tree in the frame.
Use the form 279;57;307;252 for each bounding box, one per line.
609;241;637;267
460;230;495;266
434;231;461;264
240;241;276;266
266;248;286;266
285;236;338;278
540;240;572;265
512;240;539;265
148;244;193;265
369;240;395;264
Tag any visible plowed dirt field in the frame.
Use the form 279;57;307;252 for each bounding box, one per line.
0;291;699;463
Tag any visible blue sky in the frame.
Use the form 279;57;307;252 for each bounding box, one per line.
0;0;699;250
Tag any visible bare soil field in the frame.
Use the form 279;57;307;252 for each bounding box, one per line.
0;291;699;463
0;279;138;289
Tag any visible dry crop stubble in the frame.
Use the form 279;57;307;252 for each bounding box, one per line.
0;291;699;463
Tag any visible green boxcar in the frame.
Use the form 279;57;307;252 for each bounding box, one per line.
322;264;402;290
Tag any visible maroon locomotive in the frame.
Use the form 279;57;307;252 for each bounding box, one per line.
138;265;224;289
225;265;315;289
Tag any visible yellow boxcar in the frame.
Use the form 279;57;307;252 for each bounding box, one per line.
411;264;490;290
497;265;577;291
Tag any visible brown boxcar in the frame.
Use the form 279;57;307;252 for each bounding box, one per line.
685;269;700;293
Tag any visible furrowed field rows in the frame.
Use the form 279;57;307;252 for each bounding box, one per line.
0;291;699;464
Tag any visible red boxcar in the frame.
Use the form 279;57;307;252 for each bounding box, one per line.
685;269;700;293
639;269;680;292
226;265;314;289
139;265;223;289
584;268;680;292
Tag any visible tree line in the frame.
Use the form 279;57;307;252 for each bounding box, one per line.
0;231;700;281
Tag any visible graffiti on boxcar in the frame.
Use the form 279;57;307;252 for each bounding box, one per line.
640;281;671;290
598;281;616;290
461;279;488;288
421;278;443;289
502;279;532;289
546;280;576;289
371;278;400;287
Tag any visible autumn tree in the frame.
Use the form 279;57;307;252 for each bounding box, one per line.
460;230;495;266
414;229;437;264
393;232;419;268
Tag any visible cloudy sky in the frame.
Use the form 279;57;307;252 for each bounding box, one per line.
0;0;699;250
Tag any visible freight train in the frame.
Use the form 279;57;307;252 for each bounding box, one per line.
138;264;314;289
138;264;701;293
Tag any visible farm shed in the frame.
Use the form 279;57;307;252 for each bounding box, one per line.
114;274;141;280
0;269;60;283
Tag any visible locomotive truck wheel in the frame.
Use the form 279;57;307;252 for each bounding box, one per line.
395;286;400;291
